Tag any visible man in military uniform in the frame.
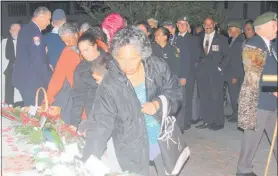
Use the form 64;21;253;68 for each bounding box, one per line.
236;12;277;176
196;17;230;130
12;7;52;106
225;21;245;123
173;16;202;131
162;21;176;45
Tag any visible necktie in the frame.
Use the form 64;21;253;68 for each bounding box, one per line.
204;36;210;54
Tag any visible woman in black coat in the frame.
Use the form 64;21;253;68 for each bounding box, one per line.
82;26;182;175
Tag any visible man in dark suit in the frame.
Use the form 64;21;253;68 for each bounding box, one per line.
196;17;230;130
12;7;52;106
172;16;202;131
2;22;21;106
225;21;245;123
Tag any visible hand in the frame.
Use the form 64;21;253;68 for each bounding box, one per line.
180;78;186;86
273;92;278;97
77;130;86;137
141;101;160;115
232;78;237;84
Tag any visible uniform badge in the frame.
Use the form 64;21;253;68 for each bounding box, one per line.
212;45;219;51
33;36;41;46
163;53;168;59
175;48;180;57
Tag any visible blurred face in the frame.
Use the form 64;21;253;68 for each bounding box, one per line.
155;29;167;44
229;27;240;38
244;23;255;39
164;25;175;35
115;45;142;75
177;20;188;34
39;12;51;30
148;20;157;29
78;40;98;61
203;18;216;34
9;24;21;39
137;24;149;36
265;20;277;40
61;33;79;47
195;27;202;34
92;72;103;84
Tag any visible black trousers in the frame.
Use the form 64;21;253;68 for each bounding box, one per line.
176;85;186;130
4;73;14;105
226;78;243;118
184;75;196;126
197;73;225;125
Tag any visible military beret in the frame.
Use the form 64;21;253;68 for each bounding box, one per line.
177;16;189;22
161;21;174;27
228;21;242;29
254;12;277;26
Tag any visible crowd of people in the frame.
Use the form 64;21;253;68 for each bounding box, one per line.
1;6;277;176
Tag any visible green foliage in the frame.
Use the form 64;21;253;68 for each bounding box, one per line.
15;125;44;144
77;1;225;27
28;129;44;144
15;125;34;135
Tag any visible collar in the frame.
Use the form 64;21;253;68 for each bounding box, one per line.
52;27;59;34
205;30;215;38
178;32;187;37
261;36;271;50
32;21;41;32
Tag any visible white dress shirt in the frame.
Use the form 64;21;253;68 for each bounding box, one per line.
203;30;215;53
13;39;17;57
52;27;59;34
178;32;187;37
261;36;271;52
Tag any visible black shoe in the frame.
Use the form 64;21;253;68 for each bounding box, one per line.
209;123;224;131
195;122;210;129
236;172;257;176
191;119;202;124
184;124;191;130
226;115;233;120
228;117;237;123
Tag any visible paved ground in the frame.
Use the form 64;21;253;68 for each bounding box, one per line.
2;116;277;176
176;121;277;176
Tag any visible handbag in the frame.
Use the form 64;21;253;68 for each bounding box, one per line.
158;95;190;176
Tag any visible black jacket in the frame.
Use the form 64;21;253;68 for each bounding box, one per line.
173;33;201;79
70;52;110;127
224;34;245;81
83;56;182;175
152;42;180;76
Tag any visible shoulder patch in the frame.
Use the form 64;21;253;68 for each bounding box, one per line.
33;36;41;46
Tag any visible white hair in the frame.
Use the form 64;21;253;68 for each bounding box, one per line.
33;6;50;17
80;22;91;33
59;23;78;36
147;18;158;24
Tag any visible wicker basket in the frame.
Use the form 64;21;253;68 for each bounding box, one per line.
23;87;61;117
